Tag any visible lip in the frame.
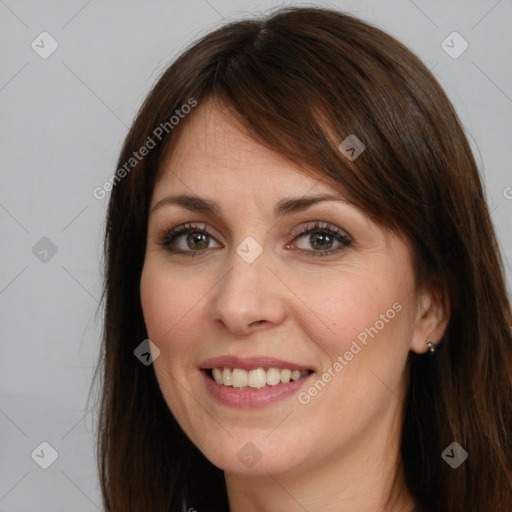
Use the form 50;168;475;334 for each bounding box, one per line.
199;355;313;372
200;369;314;408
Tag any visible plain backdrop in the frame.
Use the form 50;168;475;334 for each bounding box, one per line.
1;1;511;510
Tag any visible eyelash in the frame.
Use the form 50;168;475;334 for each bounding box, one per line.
157;221;352;259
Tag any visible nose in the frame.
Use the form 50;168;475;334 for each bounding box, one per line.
209;245;287;336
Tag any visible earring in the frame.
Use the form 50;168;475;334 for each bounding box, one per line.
426;341;436;355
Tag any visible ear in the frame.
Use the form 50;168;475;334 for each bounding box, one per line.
410;283;451;354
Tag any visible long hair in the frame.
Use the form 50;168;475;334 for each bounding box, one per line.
90;7;512;511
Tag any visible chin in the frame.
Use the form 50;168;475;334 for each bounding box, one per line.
195;432;309;477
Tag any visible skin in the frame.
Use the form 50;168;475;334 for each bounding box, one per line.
140;99;450;512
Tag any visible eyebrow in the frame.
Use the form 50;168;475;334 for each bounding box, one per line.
150;193;349;217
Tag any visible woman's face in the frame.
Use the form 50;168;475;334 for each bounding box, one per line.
140;100;440;478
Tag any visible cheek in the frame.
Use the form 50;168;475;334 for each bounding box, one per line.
140;263;203;419
140;263;198;353
293;274;414;424
293;267;409;360
292;276;412;430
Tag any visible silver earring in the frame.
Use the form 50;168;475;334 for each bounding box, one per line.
426;341;436;355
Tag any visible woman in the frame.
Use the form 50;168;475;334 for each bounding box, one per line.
91;6;512;511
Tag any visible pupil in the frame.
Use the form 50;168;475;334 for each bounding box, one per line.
188;233;208;250
311;232;331;250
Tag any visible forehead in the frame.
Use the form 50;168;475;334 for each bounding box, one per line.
154;100;342;199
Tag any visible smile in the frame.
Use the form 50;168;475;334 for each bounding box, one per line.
208;367;312;388
199;356;315;408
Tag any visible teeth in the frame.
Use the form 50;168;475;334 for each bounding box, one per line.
210;367;310;388
232;368;248;388
280;369;291;383
222;368;232;386
291;370;301;381
267;367;281;385
212;368;223;384
247;368;267;389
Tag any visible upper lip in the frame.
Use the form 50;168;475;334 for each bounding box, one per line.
199;356;313;372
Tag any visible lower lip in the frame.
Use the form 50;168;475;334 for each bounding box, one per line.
201;370;314;409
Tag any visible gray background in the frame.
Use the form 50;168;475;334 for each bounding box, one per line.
1;0;511;510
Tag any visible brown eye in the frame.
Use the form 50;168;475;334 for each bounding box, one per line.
289;221;352;258
159;222;221;255
185;232;210;250
308;231;335;251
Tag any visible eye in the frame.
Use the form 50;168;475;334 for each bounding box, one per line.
157;220;352;259
157;222;221;256
286;221;352;258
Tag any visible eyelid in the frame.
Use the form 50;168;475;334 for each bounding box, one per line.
157;222;221;246
286;221;352;257
288;220;351;240
157;219;353;257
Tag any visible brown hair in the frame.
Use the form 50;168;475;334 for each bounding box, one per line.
90;6;512;511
